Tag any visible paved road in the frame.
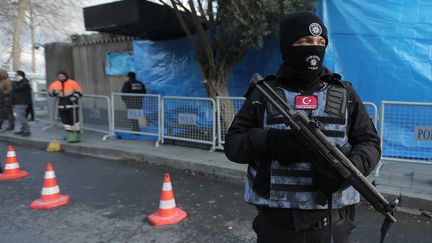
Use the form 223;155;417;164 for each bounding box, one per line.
0;142;431;243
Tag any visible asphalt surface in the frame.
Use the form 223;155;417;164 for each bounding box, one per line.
0;142;431;243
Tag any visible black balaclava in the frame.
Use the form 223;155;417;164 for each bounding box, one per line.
57;71;69;82
278;11;328;88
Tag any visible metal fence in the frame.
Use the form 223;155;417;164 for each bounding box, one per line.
379;101;432;163
111;93;161;146
363;102;378;126
32;91;52;124
216;96;246;149
161;96;216;150
80;94;112;140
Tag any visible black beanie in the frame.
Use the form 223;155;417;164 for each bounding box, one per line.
127;72;136;79
16;70;26;78
280;11;328;57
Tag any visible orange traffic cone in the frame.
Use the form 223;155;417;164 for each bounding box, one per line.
147;173;187;226
0;145;29;180
30;163;70;209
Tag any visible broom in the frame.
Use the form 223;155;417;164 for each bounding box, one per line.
47;97;61;152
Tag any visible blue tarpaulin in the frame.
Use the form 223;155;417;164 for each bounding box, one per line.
318;0;432;160
133;38;280;97
131;1;432;159
318;0;432;105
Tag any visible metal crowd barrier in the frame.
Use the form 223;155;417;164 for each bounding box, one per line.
80;94;112;141
363;102;378;126
216;96;246;149
161;96;216;150
375;101;432;176
32;91;53;124
111;93;161;146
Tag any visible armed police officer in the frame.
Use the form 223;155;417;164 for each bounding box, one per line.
224;12;381;243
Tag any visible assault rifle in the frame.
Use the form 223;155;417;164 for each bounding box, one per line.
250;74;398;242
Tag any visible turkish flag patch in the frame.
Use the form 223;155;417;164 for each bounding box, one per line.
294;95;318;110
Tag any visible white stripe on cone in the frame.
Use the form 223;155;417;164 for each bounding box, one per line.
159;199;176;209
42;185;60;195
7;151;16;157
5;163;19;170
45;171;56;179
162;182;172;191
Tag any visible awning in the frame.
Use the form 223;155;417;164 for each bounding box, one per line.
84;0;195;40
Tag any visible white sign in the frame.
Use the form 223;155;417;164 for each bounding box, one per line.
127;109;144;120
414;127;432;141
178;113;197;125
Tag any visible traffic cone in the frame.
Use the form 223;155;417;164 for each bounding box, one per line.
30;163;70;209
0;145;29;180
147;173;187;226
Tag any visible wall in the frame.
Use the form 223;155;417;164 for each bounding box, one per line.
71;34;135;96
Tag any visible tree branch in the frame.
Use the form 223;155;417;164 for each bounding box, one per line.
187;0;215;69
167;0;199;54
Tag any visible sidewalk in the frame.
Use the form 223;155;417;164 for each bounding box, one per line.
1;121;431;212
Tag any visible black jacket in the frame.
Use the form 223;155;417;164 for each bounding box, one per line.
224;72;381;197
121;79;147;108
121;79;147;94
12;78;32;105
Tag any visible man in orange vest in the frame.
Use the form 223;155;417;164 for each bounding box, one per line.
48;71;83;142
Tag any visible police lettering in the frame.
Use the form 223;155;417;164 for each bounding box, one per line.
415;127;432;141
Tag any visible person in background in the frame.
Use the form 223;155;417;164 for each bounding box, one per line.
48;71;83;143
121;72;147;132
0;68;15;132
12;70;32;137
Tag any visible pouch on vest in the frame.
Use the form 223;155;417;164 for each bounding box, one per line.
324;85;347;118
266;88;288;125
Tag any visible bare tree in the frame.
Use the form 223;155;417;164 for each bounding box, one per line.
0;0;84;72
26;0;84;72
0;1;17;70
160;0;313;128
29;0;36;72
12;0;27;71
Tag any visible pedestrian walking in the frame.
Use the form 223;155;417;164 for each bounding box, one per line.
121;72;147;132
12;70;32;137
48;71;83;143
0;68;15;132
224;11;381;243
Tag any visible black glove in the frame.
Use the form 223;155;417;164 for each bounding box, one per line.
312;145;366;194
266;128;312;165
312;161;346;194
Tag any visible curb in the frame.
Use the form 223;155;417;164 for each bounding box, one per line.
1;134;430;214
0;135;247;184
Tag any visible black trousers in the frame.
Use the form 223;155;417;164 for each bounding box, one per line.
26;103;34;120
253;206;356;243
1;101;15;129
59;108;79;128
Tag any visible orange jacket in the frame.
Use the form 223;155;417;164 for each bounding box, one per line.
48;79;83;97
48;79;83;107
